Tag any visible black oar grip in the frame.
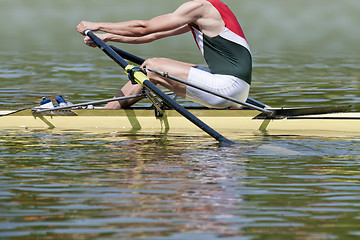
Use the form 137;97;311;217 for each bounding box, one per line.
85;30;129;69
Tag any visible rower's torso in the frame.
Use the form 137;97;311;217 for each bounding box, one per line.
189;0;252;84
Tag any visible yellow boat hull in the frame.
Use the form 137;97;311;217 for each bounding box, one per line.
1;108;360;138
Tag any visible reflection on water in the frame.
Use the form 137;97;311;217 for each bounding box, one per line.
1;130;360;239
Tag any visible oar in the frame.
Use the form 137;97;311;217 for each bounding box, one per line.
0;107;30;117
255;105;353;119
109;45;269;110
147;68;352;118
109;45;352;117
110;45;145;65
147;67;272;114
85;30;234;144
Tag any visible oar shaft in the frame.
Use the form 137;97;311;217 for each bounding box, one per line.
85;30;234;144
85;30;129;69
142;79;233;143
110;45;145;65
246;97;268;109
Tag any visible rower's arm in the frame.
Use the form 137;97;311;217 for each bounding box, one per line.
93;25;190;45
77;1;205;37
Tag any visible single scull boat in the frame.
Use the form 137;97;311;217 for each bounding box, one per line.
2;32;358;140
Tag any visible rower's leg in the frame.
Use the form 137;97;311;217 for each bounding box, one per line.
141;58;196;99
105;57;195;109
104;83;143;109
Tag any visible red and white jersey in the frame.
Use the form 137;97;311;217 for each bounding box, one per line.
189;0;252;84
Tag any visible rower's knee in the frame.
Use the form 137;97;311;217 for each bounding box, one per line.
142;58;165;85
142;58;167;71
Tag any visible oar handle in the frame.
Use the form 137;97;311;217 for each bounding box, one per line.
85;30;129;69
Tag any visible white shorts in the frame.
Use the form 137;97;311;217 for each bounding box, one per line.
186;67;250;108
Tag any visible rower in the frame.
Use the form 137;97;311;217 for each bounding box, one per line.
77;0;252;110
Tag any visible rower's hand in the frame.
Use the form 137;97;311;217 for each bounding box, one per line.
83;36;96;47
82;33;109;47
76;21;99;34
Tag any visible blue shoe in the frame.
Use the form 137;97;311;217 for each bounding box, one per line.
40;97;54;108
56;95;67;105
56;95;72;107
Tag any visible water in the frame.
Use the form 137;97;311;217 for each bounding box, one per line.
1;0;360;239
1;131;360;239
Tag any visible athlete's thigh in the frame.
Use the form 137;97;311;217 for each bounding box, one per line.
143;58;196;82
142;58;197;97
